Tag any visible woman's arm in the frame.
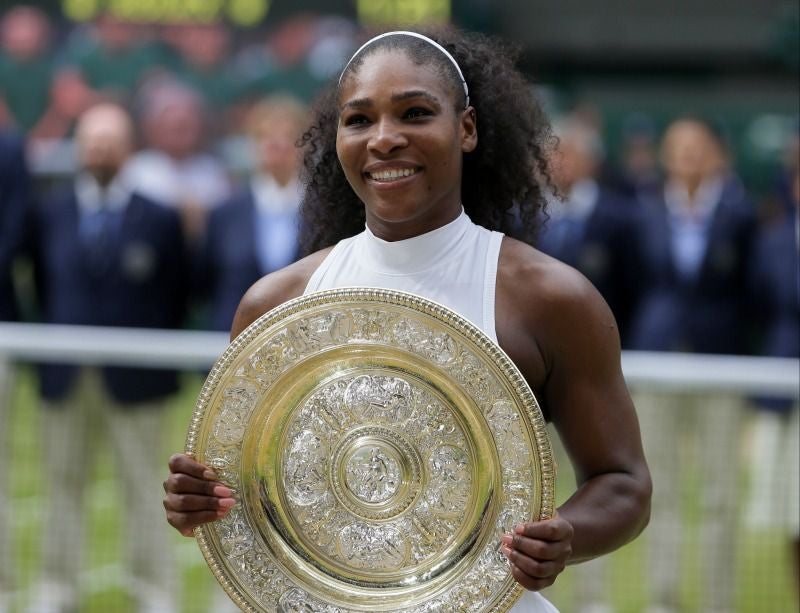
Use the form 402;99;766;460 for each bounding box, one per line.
496;240;652;589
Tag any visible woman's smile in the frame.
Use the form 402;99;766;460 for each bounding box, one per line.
364;162;422;186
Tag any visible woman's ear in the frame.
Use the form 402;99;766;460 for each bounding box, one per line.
460;107;477;153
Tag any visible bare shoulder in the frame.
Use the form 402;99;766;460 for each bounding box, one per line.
498;237;614;328
495;237;620;391
230;247;334;340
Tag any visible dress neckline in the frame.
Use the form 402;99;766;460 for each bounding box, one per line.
358;210;472;275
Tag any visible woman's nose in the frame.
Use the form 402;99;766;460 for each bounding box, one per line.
367;117;407;155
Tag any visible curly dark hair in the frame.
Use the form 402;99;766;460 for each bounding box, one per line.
298;26;556;254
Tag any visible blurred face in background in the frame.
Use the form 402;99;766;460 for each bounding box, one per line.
174;23;229;69
661;119;726;188
1;6;50;60
76;104;133;186
143;92;205;160
248;99;307;185
549;122;601;193
95;14;139;52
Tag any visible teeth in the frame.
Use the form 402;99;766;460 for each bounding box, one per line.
369;168;417;181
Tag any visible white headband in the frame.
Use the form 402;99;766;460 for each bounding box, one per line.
339;31;470;108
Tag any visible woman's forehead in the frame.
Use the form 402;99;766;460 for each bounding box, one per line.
339;49;455;104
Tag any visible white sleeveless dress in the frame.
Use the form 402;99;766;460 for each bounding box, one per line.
305;211;559;613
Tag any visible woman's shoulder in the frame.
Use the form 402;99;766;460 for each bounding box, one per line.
498;236;603;309
496;236;622;401
230;247;334;340
497;236;619;355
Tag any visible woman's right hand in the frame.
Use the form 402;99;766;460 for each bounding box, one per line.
163;453;237;536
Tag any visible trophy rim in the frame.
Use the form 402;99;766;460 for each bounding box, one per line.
185;287;555;612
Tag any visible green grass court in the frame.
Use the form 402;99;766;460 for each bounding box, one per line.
5;369;797;612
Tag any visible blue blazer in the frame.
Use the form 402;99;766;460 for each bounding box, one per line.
629;176;756;354
751;216;799;359
0;130;31;321
197;187;300;332
538;188;642;345
32;187;188;405
750;214;799;412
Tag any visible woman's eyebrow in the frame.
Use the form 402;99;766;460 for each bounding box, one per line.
341;90;441;111
341;97;372;110
390;90;440;105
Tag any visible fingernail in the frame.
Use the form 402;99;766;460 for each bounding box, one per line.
213;485;232;497
203;470;218;480
500;545;512;558
514;524;525;534
218;498;236;509
500;534;512;546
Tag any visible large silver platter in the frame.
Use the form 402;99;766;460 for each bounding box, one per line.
186;288;555;612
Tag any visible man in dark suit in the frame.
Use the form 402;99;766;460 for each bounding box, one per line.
0;129;29;322
198;95;306;333
538;117;642;347
28;104;185;613
630;117;756;613
744;147;799;589
0;127;31;613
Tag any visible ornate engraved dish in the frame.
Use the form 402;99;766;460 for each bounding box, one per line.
186;288;554;612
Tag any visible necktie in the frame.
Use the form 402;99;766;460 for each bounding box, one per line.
81;202;119;277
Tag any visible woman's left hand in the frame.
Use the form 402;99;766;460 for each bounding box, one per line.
500;515;574;591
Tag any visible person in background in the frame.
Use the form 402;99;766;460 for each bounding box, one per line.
0;128;32;613
30;13;163;141
165;21;237;117
63;13;163;102
744;131;799;599
539;116;642;346
124;80;231;243
234;14;351;105
198;95;307;332
27;103;185;613
618;113;662;198
630;117;756;613
0;6;55;135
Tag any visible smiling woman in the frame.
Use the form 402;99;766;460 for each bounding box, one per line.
299;26;556;253
163;26;652;613
335;46;476;240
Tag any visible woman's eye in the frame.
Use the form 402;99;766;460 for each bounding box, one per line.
404;107;432;120
343;114;369;127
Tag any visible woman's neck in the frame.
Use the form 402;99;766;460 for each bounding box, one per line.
365;202;463;242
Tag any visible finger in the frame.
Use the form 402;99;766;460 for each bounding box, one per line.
164;493;236;513
164;473;232;497
514;518;573;542
509;562;556;592
502;546;564;579
168;452;218;481
504;533;569;562
166;509;228;537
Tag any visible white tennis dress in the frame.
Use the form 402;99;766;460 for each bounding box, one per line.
305;210;560;613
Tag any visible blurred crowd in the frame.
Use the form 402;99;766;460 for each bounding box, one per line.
0;4;798;613
0;6;355;137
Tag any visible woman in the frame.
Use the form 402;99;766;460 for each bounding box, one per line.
164;27;651;611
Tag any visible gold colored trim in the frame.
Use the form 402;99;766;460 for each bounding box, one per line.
185;288;555;612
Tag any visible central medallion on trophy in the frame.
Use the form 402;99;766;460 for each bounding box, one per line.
273;371;483;579
345;445;401;503
331;425;423;520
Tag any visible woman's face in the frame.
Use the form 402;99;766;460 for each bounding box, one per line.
336;49;476;240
